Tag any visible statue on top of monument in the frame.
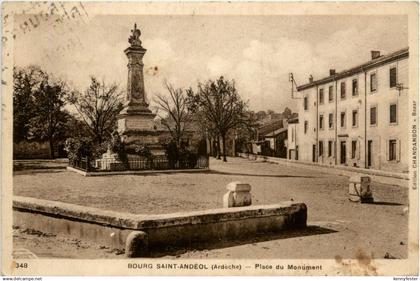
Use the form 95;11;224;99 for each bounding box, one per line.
128;23;142;47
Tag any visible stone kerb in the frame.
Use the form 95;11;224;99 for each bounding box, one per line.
66;165;209;177
238;153;409;187
13;196;307;257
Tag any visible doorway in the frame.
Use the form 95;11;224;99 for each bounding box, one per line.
340;141;346;164
312;145;316;162
367;140;373;168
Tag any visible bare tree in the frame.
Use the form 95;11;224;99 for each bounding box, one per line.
154;81;190;147
187;76;249;162
66;77;124;144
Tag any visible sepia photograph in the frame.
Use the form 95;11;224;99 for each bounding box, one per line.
1;1;418;276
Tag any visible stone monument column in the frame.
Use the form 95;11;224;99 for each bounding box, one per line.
117;24;163;154
120;23;150;114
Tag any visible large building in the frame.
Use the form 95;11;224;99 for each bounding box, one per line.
296;48;409;173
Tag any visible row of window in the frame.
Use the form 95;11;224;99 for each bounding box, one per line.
315;103;397;131
303;67;398;109
317;139;399;161
370;67;398;92
369;104;397;125
318;140;359;158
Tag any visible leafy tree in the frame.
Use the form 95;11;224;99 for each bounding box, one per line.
165;140;179;168
13;66;68;158
255;110;267;121
13;66;47;141
64;137;95;162
282;107;292;119
66;77;124;144
63;114;91;139
154;81;190;148
187;76;249;162
30;78;69;158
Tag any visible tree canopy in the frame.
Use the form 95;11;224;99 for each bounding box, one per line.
66;77;124;144
187;76;250;161
13;66;68;158
154;81;190;147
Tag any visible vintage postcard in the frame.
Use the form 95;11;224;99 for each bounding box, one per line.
1;1;419;276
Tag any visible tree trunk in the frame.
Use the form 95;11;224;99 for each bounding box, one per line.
208;137;212;157
49;138;54;159
216;136;221;160
97;133;102;145
232;136;236;157
176;125;181;149
212;138;217;157
208;138;212;157
221;134;227;162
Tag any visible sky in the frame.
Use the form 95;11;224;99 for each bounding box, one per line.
14;14;408;113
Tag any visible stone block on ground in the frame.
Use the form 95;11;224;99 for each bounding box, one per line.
349;175;373;203
223;181;252;208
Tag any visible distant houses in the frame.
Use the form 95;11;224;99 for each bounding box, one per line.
248;110;298;158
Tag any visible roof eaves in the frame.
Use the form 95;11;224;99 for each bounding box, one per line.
297;47;409;91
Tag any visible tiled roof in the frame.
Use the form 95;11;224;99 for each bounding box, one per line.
263;127;288;137
258;119;284;136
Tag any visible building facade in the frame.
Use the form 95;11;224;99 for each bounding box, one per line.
296;48;409;173
286;117;299;160
263;127;288;158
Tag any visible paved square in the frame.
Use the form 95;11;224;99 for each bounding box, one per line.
13;157;408;259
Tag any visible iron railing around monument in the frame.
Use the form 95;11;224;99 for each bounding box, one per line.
69;155;209;173
69;157;93;172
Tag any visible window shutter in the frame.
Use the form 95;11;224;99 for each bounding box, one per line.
397;139;401;162
390;67;397;88
374;74;377;90
357;140;361;160
375;75;378;90
386;140;389;161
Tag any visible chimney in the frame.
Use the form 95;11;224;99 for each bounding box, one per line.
329;69;336;76
371;50;381;60
309;75;313;83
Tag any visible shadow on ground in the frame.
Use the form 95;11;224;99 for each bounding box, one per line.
13;160;68;175
198;170;317;179
13;169;66;176
363;201;404;206
148;225;337;258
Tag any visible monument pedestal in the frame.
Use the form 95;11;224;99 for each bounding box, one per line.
117;113;165;155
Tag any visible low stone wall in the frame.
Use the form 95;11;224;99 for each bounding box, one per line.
13;196;307;257
238;153;409;187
